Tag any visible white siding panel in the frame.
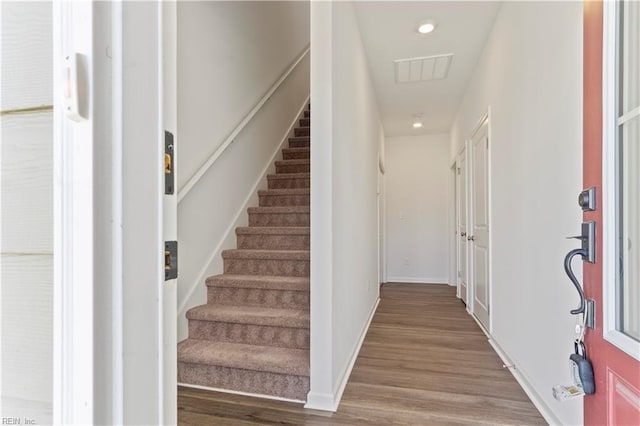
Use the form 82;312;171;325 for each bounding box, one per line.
1;112;53;254
0;1;53;110
0;254;53;403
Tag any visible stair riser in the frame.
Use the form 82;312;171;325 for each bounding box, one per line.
282;150;310;160
289;140;310;148
189;320;309;349
237;234;310;250
304;111;310;118
178;362;309;400
224;258;309;277
268;177;310;189
294;127;310;137
207;287;309;309
248;212;310;227
299;118;310;127
259;194;309;207
276;163;310;174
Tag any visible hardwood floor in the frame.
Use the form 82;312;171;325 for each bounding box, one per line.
178;284;546;425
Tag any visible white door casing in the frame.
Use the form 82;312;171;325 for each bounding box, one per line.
470;116;490;330
162;0;178;423
53;1;173;423
458;149;468;304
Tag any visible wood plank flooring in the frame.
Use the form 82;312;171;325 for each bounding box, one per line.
178;283;546;425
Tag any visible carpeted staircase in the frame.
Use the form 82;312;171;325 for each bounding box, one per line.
177;107;311;401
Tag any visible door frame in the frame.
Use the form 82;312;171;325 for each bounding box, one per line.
53;2;95;423
467;109;492;333
53;1;171;423
449;161;458;293
455;142;469;306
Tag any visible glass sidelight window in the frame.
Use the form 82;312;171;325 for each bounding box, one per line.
615;0;639;342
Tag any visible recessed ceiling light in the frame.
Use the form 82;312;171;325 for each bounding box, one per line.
412;113;424;128
418;21;436;34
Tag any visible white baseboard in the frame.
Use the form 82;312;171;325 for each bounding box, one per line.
304;391;336;412
305;297;380;412
176;96;310;322
488;338;562;426
470;312;490;338
178;382;305;404
386;276;449;284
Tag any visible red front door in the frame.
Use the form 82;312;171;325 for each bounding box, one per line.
583;1;640;424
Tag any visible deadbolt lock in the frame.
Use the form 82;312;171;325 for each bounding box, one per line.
165;241;178;280
165;131;175;195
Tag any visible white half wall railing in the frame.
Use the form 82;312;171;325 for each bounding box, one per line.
177;44;310;204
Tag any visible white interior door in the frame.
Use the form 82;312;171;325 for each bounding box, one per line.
458;151;468;304
470;117;490;330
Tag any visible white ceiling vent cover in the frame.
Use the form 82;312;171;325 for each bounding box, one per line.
394;53;453;83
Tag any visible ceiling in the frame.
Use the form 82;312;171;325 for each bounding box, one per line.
353;1;501;137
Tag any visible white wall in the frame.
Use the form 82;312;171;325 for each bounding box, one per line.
308;0;383;411
385;134;450;284
176;1;310;341
1;2;53;422
450;2;583;424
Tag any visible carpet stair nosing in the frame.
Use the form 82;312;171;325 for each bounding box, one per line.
186;304;309;329
267;172;310;180
247;206;310;213
206;274;309;291
258;188;310;196
222;249;310;260
236;226;309;235
275;159;310;166
177;339;309;377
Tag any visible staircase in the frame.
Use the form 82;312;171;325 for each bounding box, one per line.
177;107;311;401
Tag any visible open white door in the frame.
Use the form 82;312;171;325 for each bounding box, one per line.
470;116;490;330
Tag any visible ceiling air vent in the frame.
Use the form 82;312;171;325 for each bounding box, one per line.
394;53;453;83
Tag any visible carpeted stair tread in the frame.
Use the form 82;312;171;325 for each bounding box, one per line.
187;304;309;328
267;172;310;180
178;339;309;377
275;159;310;174
275;159;310;166
282;147;310;159
247;206;310;214
289;136;310;143
222;249;310;260
258;188;310;196
206;274;309;291
236;226;309;235
276;158;311;166
181;107;312;399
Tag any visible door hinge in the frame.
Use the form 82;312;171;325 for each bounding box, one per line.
165;241;178;280
165;131;175;195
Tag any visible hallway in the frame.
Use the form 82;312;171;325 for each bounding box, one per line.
177;284;545;425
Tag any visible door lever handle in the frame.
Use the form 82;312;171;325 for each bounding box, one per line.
564;248;587;314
